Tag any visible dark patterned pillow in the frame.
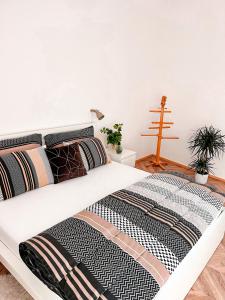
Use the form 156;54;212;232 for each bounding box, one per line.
78;137;108;170
44;126;94;149
45;144;87;184
0;147;53;201
0;133;42;156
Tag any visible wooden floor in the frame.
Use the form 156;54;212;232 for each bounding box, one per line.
0;262;8;275
136;155;225;193
136;155;225;300
0;155;224;299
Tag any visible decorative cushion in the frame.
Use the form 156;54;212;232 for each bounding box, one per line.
0;147;53;201
45;143;87;184
0;133;42;156
78;137;108;170
44;126;94;149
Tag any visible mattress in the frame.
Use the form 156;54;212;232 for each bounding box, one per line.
0;162;147;257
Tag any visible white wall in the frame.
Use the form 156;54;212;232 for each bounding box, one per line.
0;0;154;157
0;0;224;178
146;0;225;179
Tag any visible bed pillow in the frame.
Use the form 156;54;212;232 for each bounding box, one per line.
0;147;53;201
77;137;109;171
45;143;87;184
0;133;42;156
44;126;94;149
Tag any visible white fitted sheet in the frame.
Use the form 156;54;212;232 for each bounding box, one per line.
0;162;147;257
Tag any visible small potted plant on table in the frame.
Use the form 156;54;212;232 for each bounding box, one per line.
100;123;123;154
189;126;225;184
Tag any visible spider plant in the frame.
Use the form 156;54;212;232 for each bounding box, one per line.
189;157;214;175
189;126;225;183
189;126;225;160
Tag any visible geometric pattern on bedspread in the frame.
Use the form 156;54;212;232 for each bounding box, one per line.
88;202;179;273
19;173;224;300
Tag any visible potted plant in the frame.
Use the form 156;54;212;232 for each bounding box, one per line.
189;157;214;184
189;126;225;184
100;123;123;154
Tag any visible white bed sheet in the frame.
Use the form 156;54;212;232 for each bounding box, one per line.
0;162;147;257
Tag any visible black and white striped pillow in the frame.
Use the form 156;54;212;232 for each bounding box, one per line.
0;133;42;156
78;137;108;170
44;126;94;148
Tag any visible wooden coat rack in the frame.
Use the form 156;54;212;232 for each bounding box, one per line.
141;96;179;169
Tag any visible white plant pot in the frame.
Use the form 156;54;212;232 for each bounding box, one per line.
195;173;209;185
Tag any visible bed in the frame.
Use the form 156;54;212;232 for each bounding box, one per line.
0;124;225;300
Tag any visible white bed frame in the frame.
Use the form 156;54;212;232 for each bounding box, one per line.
0;121;94;142
0;123;225;300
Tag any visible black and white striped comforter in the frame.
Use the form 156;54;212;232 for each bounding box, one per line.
19;173;224;300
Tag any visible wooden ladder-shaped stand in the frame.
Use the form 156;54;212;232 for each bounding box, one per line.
141;96;179;170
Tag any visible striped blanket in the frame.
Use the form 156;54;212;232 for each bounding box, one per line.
19;173;224;300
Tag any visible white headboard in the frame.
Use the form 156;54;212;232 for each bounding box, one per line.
0;121;95;142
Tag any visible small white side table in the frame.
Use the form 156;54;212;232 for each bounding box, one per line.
107;149;137;167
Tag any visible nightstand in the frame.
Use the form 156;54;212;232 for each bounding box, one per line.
107;149;137;167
